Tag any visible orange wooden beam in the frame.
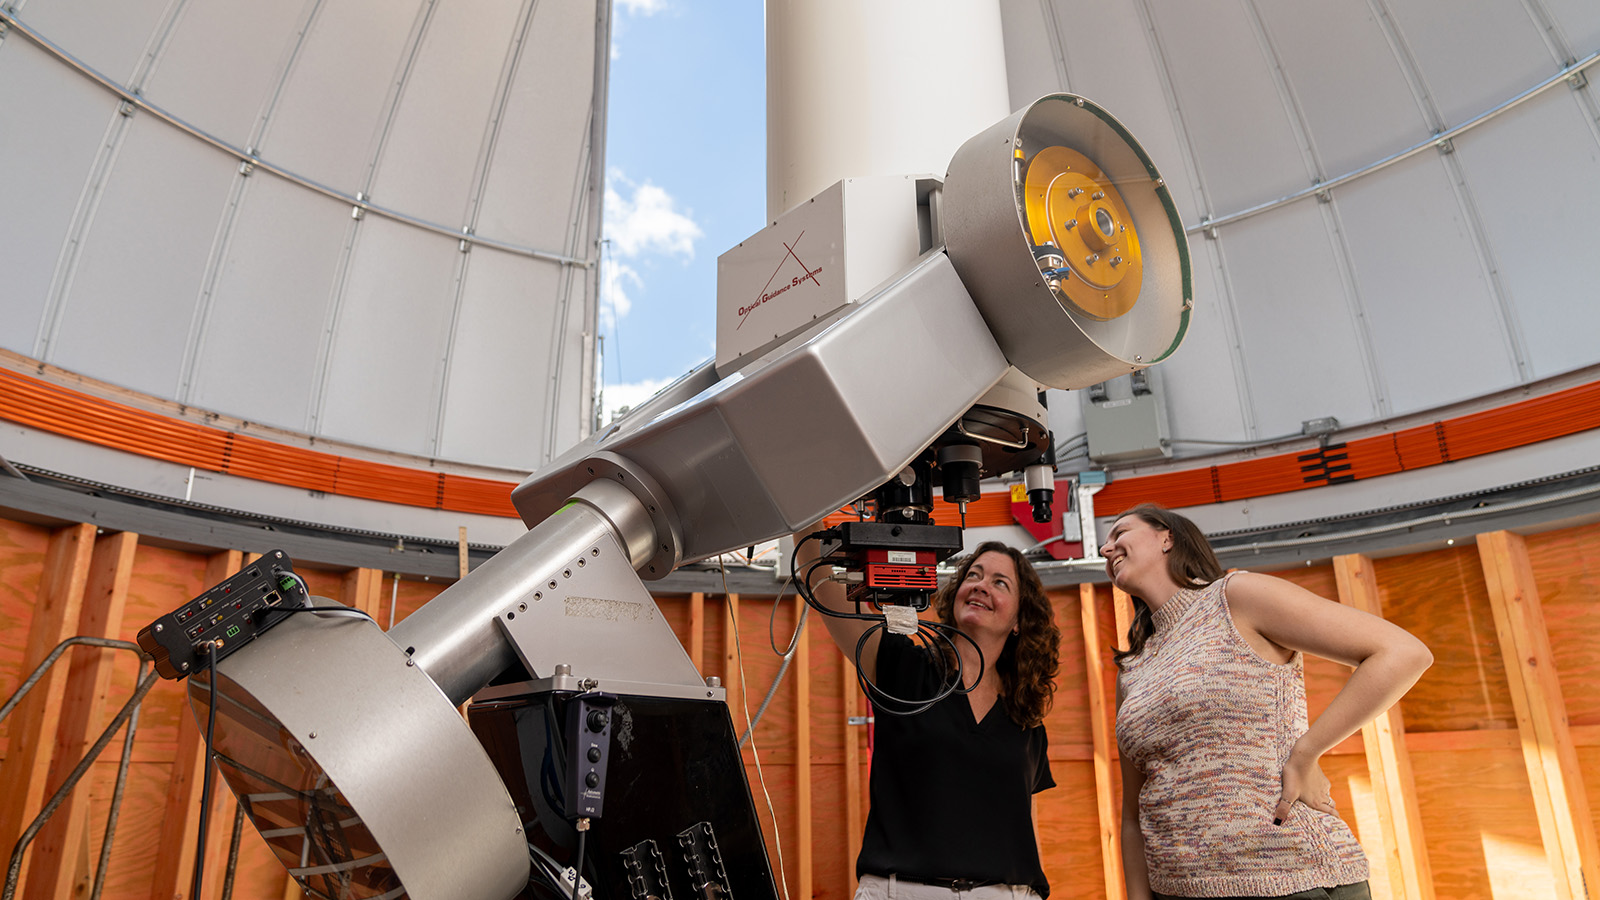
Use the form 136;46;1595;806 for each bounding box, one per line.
1333;554;1435;900
0;523;95;891
24;530;139;900
148;550;242;900
1080;584;1125;900
1478;530;1600;899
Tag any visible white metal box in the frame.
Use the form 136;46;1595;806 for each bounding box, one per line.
715;176;923;376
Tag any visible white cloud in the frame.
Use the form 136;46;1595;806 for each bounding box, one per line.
600;376;678;425
616;0;668;14
605;171;703;261
600;259;640;332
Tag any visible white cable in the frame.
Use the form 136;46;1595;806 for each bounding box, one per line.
721;558;791;900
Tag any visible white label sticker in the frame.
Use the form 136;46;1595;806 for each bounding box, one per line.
886;550;916;565
883;604;919;635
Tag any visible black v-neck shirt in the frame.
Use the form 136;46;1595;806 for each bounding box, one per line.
856;634;1055;897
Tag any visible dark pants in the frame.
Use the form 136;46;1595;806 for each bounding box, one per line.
1155;883;1371;900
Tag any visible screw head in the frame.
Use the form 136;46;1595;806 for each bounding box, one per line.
154;623;164;633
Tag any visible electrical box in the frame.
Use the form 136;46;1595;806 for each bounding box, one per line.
1082;369;1171;463
715;175;927;377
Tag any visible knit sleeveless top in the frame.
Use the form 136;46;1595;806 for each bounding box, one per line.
1116;573;1368;897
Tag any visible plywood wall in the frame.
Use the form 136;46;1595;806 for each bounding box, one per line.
3;515;1599;899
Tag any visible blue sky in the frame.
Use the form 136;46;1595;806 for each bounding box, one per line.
599;1;766;421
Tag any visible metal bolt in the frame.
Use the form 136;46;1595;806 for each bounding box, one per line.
154;623;164;633
563;569;572;579
590;548;599;557
1154;178;1164;188
518;602;528;613
1092;191;1105;200
1068;187;1082;199
1065;218;1077;229
555;664;573;676
1074;98;1085;107
534;591;543;600
406;658;415;666
1086;254;1099;264
577;558;586;568
180;661;189;672
549;580;558;589
309;731;317;739
1111;256;1123;267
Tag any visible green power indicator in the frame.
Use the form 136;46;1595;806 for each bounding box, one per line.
226;624;241;638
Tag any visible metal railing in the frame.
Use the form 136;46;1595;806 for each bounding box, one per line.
1;638;256;900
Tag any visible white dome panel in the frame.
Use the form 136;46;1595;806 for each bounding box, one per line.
22;0;167;84
368;0;526;228
1335;156;1518;414
0;39;112;351
260;0;430;191
437;251;575;469
1223;205;1379;436
1146;0;1316;214
137;0;309;148
1157;253;1253;439
1547;1;1600;54
476;0;601;249
316;216;465;454
1451;95;1600;380
185;177;352;431
1386;0;1568;125
48;115;238;397
1251;1;1429;177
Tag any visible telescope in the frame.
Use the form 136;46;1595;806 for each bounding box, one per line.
140;94;1191;900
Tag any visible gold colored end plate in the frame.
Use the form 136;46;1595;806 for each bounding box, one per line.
1022;146;1143;320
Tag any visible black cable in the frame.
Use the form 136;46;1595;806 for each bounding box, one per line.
571;819;590;900
191;642;219;900
793;528;987;716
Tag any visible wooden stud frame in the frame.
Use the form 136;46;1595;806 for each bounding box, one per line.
1332;553;1435;900
1477;530;1600;899
0;523;96;892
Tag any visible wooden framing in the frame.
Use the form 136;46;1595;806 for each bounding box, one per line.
340;567;384;619
795;612;813;900
1332;553;1435;900
842;652;862;896
1079;584;1124;900
146;550;242;900
0;522;96;889
1477;530;1600;899
724;594;742;720
689;592;706;672
23;530;139;900
1111;587;1133;652
8;513;1600;900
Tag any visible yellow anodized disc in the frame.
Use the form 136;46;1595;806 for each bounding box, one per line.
1021;146;1143;321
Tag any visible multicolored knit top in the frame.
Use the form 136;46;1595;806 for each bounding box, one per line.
1116;572;1369;897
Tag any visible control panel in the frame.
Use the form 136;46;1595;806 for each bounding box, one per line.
566;693;617;818
137;550;308;680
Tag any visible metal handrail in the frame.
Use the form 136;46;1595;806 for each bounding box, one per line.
1189;49;1600;234
2;637;156;900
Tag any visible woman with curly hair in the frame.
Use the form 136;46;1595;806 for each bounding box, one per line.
1105;504;1432;900
797;535;1062;900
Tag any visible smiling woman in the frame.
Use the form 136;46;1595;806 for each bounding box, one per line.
796;530;1062;900
1106;504;1433;900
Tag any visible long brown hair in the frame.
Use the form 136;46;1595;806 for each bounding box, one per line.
1110;504;1226;669
932;542;1061;727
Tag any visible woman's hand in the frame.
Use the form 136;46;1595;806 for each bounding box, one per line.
1274;742;1337;824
